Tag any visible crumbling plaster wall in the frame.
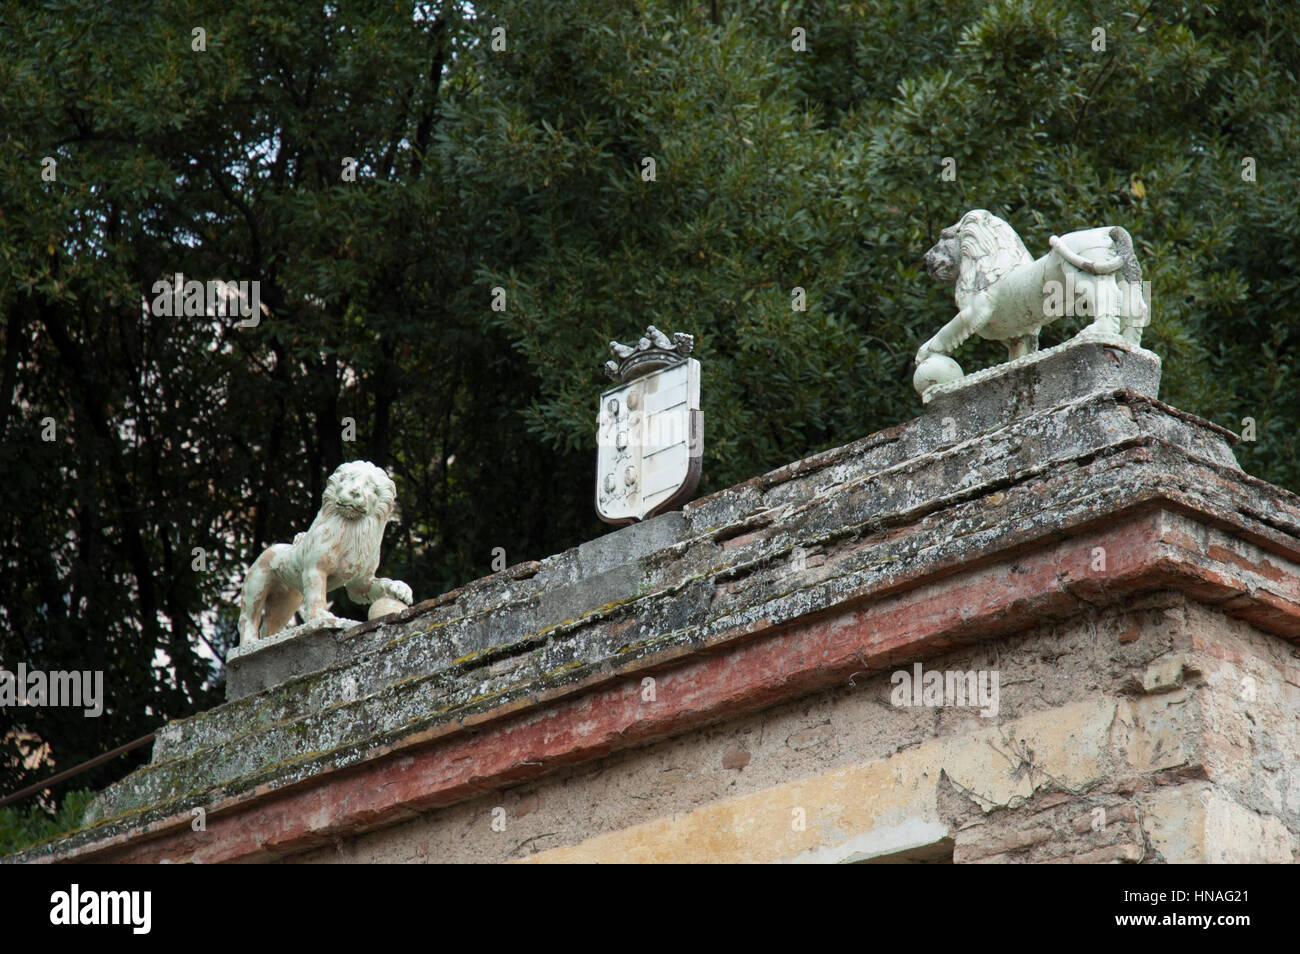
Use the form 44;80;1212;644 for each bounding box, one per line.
288;594;1299;863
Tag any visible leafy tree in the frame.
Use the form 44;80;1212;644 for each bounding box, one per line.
0;788;93;855
2;0;1296;813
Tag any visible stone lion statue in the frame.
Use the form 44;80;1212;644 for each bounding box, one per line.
237;460;413;645
914;209;1149;394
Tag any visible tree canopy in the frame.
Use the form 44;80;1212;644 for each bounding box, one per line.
2;0;1296;807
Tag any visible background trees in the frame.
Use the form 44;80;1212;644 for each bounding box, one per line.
2;0;1296;811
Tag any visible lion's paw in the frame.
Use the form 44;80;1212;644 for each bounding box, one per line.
385;580;413;605
302;611;344;628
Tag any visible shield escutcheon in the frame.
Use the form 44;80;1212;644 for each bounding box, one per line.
596;358;702;524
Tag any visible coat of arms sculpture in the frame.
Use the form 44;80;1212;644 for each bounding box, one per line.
597;325;702;524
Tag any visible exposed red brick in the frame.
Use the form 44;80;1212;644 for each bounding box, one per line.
721;747;751;770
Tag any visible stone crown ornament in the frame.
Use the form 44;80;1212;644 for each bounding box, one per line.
605;325;694;383
913;209;1150;398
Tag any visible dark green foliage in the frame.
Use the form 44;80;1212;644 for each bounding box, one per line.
1;0;1296;808
0;788;94;855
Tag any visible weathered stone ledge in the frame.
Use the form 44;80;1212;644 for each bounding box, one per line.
145;398;1258;788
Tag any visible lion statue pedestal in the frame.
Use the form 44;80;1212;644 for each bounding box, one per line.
237;460;413;646
914;209;1150;399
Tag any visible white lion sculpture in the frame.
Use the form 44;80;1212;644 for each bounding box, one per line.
238;460;413;645
914;209;1149;395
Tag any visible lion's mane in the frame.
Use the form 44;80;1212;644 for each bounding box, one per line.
312;461;396;574
953;209;1034;306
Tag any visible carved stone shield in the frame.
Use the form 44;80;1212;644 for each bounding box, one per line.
596;358;701;524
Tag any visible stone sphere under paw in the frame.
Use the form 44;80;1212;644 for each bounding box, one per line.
368;596;409;620
913;354;964;394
